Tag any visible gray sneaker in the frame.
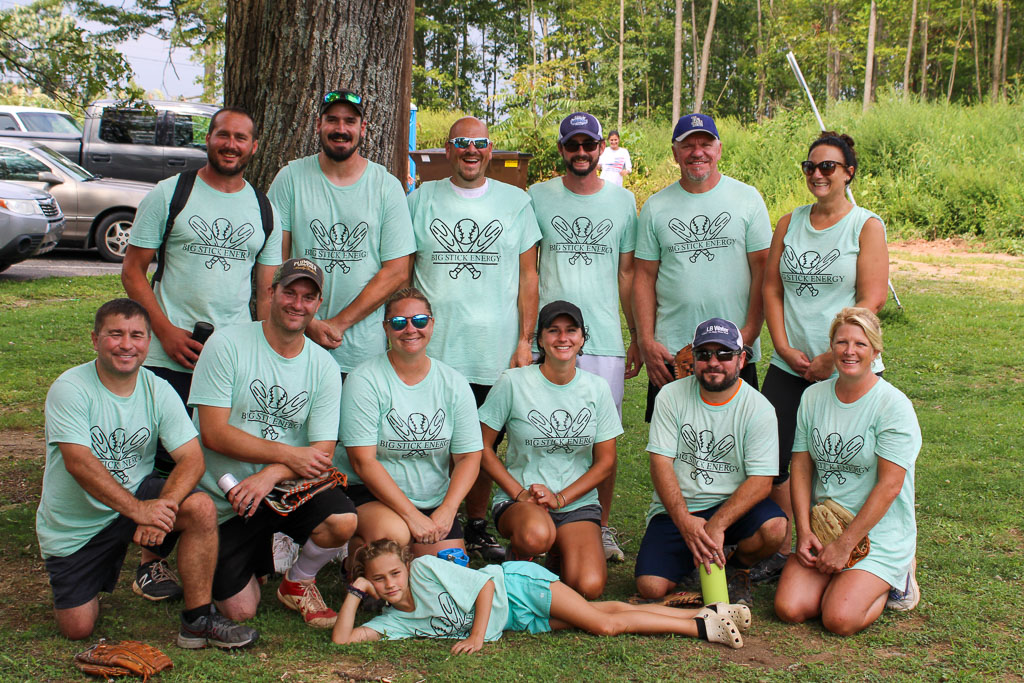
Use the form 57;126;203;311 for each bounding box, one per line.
132;559;183;602
886;561;920;611
726;566;753;607
750;552;788;585
177;607;259;649
601;526;625;562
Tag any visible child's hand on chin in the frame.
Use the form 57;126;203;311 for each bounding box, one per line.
450;636;483;654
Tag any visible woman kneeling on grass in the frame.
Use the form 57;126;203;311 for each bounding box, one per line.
774;307;921;636
332;539;749;651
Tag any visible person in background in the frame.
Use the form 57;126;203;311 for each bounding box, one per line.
597;130;632;187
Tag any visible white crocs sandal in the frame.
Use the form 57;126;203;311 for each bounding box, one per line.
699;612;743;649
699;602;752;632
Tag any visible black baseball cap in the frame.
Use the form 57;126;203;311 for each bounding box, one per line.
538;300;585;331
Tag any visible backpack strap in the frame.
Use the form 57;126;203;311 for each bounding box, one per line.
151;169;198;285
253;186;274;258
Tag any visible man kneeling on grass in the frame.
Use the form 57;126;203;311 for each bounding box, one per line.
36;298;257;648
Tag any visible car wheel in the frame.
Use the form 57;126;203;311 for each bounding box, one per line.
95;211;135;262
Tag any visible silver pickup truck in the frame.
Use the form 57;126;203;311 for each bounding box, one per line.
0;100;218;184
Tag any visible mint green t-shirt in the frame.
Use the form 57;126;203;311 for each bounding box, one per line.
129;174;283;373
646;377;778;522
362;555;509;642
37;362;197;558
770;204;885;376
188;322;342;523
268;157;416;372
529;177;637;357
635;176;772;360
794;378;920;586
478;365;623;512
337;353;482;508
408;180;541;385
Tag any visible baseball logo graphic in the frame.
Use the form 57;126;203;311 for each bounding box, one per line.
811;428;867;484
90;426;150;483
382;408;448;458
525;408;592;453
429;218;502;279
677;424;738;484
781;246;843;295
667;212;734;262
549;216;613;265
306;219;369;273
244;380;308;439
184;216;255;270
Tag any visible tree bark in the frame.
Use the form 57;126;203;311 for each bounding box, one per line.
826;4;840;101
1000;6;1010;98
693;0;719;113
903;0;918;101
863;0;877;111
756;0;766;121
224;0;413;191
991;0;1003;102
618;0;624;130
971;0;982;100
690;0;699;87
672;0;683;122
947;0;965;103
919;2;929;99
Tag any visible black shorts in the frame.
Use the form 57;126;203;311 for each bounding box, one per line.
760;365;813;485
212;487;356;601
492;500;602;530
470;382;506;449
645;362;759;422
145;366;194;477
44;475;186;610
346;484;464;541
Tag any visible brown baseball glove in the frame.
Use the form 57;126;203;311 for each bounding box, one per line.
810;498;870;568
673;344;694;379
74;639;172;681
627;590;703;607
264;467;347;516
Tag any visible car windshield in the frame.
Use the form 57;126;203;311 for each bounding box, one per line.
20;112;83;134
34;145;95;181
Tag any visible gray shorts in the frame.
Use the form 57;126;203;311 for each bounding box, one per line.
492;501;602;529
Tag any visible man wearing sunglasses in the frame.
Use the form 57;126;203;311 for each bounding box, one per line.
633;113;772;423
636;318;786;606
408;116;541;562
528;111;640;563
269;89;415;377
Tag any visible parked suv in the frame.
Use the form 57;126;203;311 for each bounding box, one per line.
0;180;65;272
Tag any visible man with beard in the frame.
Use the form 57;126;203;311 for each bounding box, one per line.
268;90;414;375
633;113;771;422
527;112;640;563
635;318;786;606
407;116;540;562
122;107;282;600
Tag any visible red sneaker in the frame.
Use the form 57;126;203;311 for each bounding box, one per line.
276;577;337;628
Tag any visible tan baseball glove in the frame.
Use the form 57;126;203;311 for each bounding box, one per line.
74;639;172;681
810;498;870;568
673;344;694;379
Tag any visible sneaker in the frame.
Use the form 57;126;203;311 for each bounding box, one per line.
725;565;753;607
277;576;338;628
132;559;183;602
886;560;920;611
750;552;788;585
177;607;259;649
272;532;300;575
601;526;625;563
464;518;506;562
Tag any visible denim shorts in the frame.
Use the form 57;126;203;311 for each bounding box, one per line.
492;501;602;529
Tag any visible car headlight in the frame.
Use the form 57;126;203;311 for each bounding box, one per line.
0;198;43;215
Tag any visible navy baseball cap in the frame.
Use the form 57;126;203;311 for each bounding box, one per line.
672;113;720;142
559;112;603;145
692;317;742;350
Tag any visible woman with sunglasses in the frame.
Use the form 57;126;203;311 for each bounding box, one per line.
774;307;920;634
479;301;622;598
760;132;889;571
338;287;482;561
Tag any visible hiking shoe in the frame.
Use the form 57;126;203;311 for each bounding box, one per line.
132;559;183;602
277;576;338;628
886;560;920;611
272;532;300;575
602;526;625;563
725;565;753;607
750;552;788;585
465;518;506;562
177;607;259;649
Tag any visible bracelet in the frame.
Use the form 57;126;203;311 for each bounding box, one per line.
556;492;566;509
515;488;528;502
346;584;368;600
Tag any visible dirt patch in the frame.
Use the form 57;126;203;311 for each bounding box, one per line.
0;429;43;459
889;239;1024;281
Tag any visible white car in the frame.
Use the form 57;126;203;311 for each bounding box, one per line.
0;106;82;135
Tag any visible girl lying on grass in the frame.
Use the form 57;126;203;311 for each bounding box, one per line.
331;539;748;652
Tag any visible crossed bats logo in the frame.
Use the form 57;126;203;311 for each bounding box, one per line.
247;380;308;440
667;212;733;262
307;219;369;273
811;428;867;484
429;218;503;280
781;246;842;296
384;408;446;458
526;408;592;453
90;426;150;484
186;216;254;271
548;216;613;265
413;593;473;639
677;424;737;484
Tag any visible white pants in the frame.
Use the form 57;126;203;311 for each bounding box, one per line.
576;354;625;419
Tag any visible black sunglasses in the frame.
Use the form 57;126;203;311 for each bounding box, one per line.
801;160;845;177
694;349;740;362
323;90;362;107
449;137;490;149
386;314;432;331
562;139;601;152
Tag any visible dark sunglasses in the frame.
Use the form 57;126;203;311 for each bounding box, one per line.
801;160;845;177
562;139;601;152
323;90;362;107
449;137;490;149
386;314;432;331
694;349;740;362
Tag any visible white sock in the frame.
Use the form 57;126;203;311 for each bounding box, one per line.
287;539;343;582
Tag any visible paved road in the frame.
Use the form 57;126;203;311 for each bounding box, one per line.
0;250;152;282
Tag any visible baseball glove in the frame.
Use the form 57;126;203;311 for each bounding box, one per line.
810;498;870;568
264;467;347;516
627;590;703;607
74;639;172;681
673;344;694;379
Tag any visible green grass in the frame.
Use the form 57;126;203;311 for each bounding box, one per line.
1;255;1023;681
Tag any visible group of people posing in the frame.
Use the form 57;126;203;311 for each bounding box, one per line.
36;91;922;655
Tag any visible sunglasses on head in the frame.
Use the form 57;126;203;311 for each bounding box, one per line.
562;139;600;152
801;160;845;177
385;314;432;331
694;348;740;362
449;137;490;149
323;90;362;107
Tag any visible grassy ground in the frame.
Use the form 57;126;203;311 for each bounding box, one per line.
1;249;1023;681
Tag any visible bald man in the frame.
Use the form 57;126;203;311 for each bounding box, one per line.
406;117;540;561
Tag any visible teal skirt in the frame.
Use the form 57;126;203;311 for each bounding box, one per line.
502;561;560;634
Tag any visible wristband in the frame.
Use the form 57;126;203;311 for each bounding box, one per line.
515;488;528;502
346;584;368;600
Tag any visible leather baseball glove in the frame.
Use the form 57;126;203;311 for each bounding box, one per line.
810;498;870;568
627;590;703;607
673;344;694;379
264;467;347;516
74;639;172;681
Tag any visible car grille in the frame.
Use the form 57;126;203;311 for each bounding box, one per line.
38;197;60;217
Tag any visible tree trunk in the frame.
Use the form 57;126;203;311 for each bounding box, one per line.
902;0;918;101
826;4;840;101
756;0;766;121
690;0;699;87
863;0;877;111
618;0;625;130
919;3;929;99
693;0;719;113
672;0;683;122
1000;6;1010;98
947;0;964;102
224;0;413;191
971;0;982;100
991;0;1003;102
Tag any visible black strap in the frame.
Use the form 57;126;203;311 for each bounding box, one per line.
253;186;274;256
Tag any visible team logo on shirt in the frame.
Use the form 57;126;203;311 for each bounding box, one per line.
811;429;867;484
428;218;502;279
382;409;448;457
548;216;613;265
525;408;592;453
677;425;737;484
183;216;255;270
90;426;150;484
667;213;735;262
305;219;369;273
243;380;308;439
781;247;844;295
413;593;473;638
